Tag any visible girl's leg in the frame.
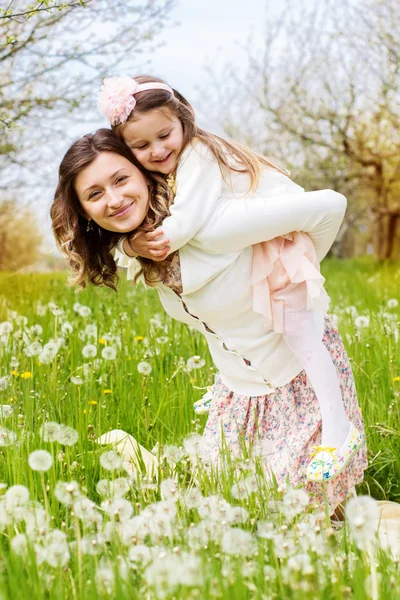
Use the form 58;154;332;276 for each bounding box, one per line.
282;309;351;447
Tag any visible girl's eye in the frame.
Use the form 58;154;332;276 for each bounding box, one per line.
159;132;170;139
135;143;148;150
89;190;101;200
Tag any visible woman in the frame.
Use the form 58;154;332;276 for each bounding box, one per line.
51;128;367;519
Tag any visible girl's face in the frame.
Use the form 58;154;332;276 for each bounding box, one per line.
121;108;184;175
75;152;149;233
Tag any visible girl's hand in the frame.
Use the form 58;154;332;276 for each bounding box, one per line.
127;228;170;261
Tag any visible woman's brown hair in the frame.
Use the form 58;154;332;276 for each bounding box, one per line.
114;75;287;191
50;128;173;290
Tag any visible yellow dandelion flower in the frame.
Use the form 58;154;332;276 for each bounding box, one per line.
134;336;144;341
21;372;32;379
393;376;400;383
99;338;106;345
88;400;97;405
11;370;19;377
103;389;112;394
83;409;87;415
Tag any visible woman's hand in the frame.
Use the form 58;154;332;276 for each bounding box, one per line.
127;228;170;261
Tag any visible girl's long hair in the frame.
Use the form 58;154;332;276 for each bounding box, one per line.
51;128;173;290
114;75;287;191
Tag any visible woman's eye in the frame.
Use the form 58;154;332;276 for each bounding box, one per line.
89;191;101;200
116;176;127;184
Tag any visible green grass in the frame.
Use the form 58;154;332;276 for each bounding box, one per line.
0;258;399;599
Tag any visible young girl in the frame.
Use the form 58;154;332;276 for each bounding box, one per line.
96;75;365;483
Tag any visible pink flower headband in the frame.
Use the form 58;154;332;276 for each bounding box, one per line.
97;77;173;126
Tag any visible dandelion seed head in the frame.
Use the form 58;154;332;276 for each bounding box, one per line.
54;480;81;505
186;355;206;371
0;376;10;391
99;450;122;471
0;427;16;447
78;305;92;318
57;425;79;446
24;341;43;357
40;422;61;442
101;346;117;360
82;344;97;358
221;527;258;556
0;404;14;419
28;450;53;471
137;361;152;375
354;315;370;328
345;495;379;549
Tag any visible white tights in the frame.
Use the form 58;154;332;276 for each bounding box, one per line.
282;309;351;447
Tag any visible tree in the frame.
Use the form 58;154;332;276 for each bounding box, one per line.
203;0;400;259
0;0;175;192
0;199;43;270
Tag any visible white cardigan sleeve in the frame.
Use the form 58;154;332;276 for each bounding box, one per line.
198;189;347;261
161;141;223;253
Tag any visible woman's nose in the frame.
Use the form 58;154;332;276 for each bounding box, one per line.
106;189;123;207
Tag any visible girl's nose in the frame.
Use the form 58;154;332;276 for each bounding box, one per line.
151;142;164;158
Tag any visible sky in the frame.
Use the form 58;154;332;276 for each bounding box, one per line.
41;0;272;250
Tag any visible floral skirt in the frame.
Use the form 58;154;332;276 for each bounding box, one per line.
200;317;368;515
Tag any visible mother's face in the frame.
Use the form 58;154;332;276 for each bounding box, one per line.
75;151;149;233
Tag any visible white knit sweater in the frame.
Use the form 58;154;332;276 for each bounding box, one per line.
115;140;347;395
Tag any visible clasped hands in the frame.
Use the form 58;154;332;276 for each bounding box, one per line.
124;228;170;262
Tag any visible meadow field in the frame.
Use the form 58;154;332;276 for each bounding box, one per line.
0;258;399;599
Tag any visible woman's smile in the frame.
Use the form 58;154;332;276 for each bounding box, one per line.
111;201;134;218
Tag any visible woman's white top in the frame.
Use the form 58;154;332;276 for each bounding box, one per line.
115;140;347;396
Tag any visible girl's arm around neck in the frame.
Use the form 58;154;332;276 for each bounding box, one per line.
197;189;347;261
161;141;223;254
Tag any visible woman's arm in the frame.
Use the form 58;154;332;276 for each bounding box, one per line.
197;189;347;261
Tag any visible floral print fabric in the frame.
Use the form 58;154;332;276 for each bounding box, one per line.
199;317;368;515
162;254;367;515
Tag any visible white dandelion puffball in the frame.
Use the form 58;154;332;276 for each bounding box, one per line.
71;376;84;385
61;322;73;335
5;485;30;512
137;361;152;375
24;341;43;357
40;421;61;442
0;322;13;335
186;355;206;371
82;344;97;358
345;495;379;549
0;405;14;419
0;427;17;446
78;305;92;318
221;527;258;556
0;376;10;391
101;346;117;360
57;425;79;446
354;315;370;328
100;450;123;471
55;480;81;505
387;298;399;309
28;449;53;471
